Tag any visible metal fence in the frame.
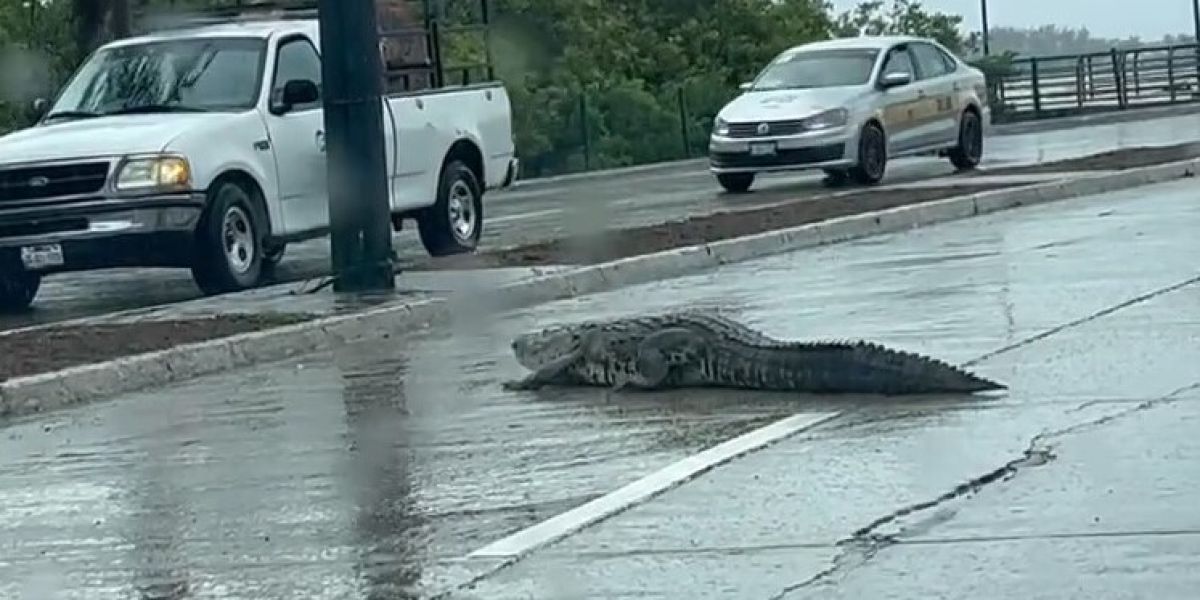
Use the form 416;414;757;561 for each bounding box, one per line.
990;43;1200;122
513;84;729;180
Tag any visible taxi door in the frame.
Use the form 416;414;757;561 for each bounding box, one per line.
876;45;924;154
908;41;960;148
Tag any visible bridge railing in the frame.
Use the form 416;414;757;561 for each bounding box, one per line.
990;43;1200;122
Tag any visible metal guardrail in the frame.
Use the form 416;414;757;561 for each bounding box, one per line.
990;43;1200;122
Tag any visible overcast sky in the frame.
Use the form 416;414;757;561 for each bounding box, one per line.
828;0;1197;40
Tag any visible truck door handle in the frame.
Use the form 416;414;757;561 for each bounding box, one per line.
316;130;325;153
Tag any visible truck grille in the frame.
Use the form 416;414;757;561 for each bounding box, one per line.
726;119;808;138
0;162;110;203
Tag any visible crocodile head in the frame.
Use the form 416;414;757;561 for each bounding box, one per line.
510;324;588;370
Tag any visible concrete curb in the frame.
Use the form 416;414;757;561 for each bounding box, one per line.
3;156;1197;420
0;299;451;420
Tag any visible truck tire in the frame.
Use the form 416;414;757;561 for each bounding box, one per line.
716;172;754;193
190;179;266;296
417;159;483;257
0;269;40;313
849;121;887;185
948;109;983;170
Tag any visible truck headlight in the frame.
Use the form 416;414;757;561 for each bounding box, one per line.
802;108;849;130
113;155;192;192
713;117;730;136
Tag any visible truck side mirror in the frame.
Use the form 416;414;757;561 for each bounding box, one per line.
274;79;320;114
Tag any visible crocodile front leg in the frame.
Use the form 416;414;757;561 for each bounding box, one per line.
501;349;582;391
631;327;709;389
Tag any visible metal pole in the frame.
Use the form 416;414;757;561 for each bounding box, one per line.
980;0;990;56
1194;0;1200;43
1192;0;1200;85
317;0;395;292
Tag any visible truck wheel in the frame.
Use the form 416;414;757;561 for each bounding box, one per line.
417;159;483;257
948;109;983;170
0;270;40;313
190;179;266;295
849;121;887;185
716;172;754;193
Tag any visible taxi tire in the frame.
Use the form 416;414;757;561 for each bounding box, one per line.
0;269;40;313
822;168;849;187
948;109;983;170
849;121;887;185
716;172;755;194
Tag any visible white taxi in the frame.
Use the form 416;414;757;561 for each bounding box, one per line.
708;35;990;193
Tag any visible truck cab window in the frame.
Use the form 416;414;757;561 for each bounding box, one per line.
271;37;323;111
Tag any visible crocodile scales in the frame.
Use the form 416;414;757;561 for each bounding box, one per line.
504;309;1005;395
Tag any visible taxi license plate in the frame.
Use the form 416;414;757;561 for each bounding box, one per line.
20;243;64;271
749;142;776;156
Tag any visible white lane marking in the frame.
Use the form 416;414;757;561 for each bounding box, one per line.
467;410;841;560
490;208;562;224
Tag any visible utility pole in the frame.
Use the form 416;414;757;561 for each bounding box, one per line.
316;0;396;292
980;0;990;56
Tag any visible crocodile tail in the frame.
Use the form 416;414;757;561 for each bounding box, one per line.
844;341;1006;394
767;340;1006;395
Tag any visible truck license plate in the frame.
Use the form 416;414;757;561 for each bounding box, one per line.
20;244;64;270
749;142;776;156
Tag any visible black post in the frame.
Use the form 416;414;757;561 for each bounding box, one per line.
1192;0;1200;85
676;87;691;158
980;0;990;56
317;0;395;292
1193;0;1200;43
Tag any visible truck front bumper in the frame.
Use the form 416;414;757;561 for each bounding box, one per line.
0;193;206;274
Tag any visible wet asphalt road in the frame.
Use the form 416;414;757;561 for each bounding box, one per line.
8;105;1200;331
3;174;1199;597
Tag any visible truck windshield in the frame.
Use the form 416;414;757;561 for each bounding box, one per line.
46;37;266;120
750;48;880;91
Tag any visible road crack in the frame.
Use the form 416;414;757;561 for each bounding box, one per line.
767;380;1200;599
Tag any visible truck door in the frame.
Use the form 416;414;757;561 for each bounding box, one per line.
263;34;328;235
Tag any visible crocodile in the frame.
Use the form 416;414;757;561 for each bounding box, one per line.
503;309;1005;395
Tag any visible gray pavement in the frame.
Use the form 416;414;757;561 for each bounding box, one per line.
8;104;1200;331
3;174;1199;597
457;180;1200;598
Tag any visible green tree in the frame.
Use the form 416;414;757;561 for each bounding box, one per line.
833;0;966;54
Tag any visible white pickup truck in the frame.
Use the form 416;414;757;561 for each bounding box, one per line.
0;16;518;311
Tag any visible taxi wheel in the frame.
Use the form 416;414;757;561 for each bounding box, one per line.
822;168;849;187
949;109;983;170
717;172;755;194
849;122;887;185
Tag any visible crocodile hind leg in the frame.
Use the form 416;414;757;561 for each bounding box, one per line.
629;327;709;389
